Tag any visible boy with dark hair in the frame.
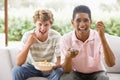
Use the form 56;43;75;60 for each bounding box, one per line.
60;5;115;80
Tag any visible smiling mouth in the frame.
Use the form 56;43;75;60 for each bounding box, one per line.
39;31;46;34
78;28;86;32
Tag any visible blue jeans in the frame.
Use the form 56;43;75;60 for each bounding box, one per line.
12;63;63;80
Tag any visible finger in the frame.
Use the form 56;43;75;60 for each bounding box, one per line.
67;48;71;55
97;21;103;24
75;50;79;55
96;22;105;31
30;33;37;40
67;48;71;51
97;21;105;27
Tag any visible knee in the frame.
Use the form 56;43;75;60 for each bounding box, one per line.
48;68;64;80
97;72;109;80
12;65;22;76
99;74;109;80
54;68;64;75
50;68;64;77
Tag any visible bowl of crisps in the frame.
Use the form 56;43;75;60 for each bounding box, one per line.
33;60;55;71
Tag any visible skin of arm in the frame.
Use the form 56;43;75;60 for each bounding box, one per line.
52;56;61;69
16;33;36;66
96;21;115;67
55;56;61;66
62;48;78;73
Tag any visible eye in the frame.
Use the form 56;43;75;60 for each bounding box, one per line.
44;24;49;27
76;19;81;23
38;23;42;26
84;19;89;22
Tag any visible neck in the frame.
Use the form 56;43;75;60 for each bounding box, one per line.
80;34;89;42
38;34;48;42
76;30;90;42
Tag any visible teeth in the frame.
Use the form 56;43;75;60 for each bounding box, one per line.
80;28;85;30
40;31;45;34
80;29;85;31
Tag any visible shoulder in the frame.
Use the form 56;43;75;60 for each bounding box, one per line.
49;29;61;37
62;31;73;38
21;29;35;43
61;31;73;41
90;29;99;37
90;29;97;34
60;31;73;48
23;29;35;37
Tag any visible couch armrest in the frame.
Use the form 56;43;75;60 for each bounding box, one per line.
0;47;12;80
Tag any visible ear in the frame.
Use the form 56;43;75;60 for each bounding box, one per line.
71;19;76;29
71;19;74;26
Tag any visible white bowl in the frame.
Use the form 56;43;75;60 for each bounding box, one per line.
33;61;55;71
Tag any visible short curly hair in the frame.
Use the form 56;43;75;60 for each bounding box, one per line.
33;9;54;24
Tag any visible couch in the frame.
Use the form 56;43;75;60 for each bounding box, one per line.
0;33;120;80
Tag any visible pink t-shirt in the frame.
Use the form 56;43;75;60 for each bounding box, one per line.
60;29;106;73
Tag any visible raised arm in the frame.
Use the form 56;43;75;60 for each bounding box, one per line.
16;33;36;66
96;21;115;67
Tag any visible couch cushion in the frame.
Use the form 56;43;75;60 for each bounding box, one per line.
8;46;19;67
108;73;120;80
0;47;12;80
26;77;48;80
104;34;120;73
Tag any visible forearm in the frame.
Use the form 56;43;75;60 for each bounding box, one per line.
56;56;61;65
100;34;115;67
62;56;72;73
16;43;31;66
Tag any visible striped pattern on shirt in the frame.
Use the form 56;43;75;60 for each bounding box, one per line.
21;29;61;63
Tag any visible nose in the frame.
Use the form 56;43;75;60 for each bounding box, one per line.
40;25;46;31
80;21;85;26
79;21;85;28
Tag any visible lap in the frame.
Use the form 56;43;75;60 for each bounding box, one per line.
12;64;63;80
12;63;49;78
60;71;80;80
60;71;109;80
90;71;109;80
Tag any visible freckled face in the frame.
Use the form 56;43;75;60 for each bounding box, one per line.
72;13;92;40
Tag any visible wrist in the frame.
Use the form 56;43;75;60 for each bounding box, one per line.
25;42;31;48
65;55;72;62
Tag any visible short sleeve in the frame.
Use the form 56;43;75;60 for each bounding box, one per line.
18;31;34;63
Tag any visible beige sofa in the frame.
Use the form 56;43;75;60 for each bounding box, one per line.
0;33;120;80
